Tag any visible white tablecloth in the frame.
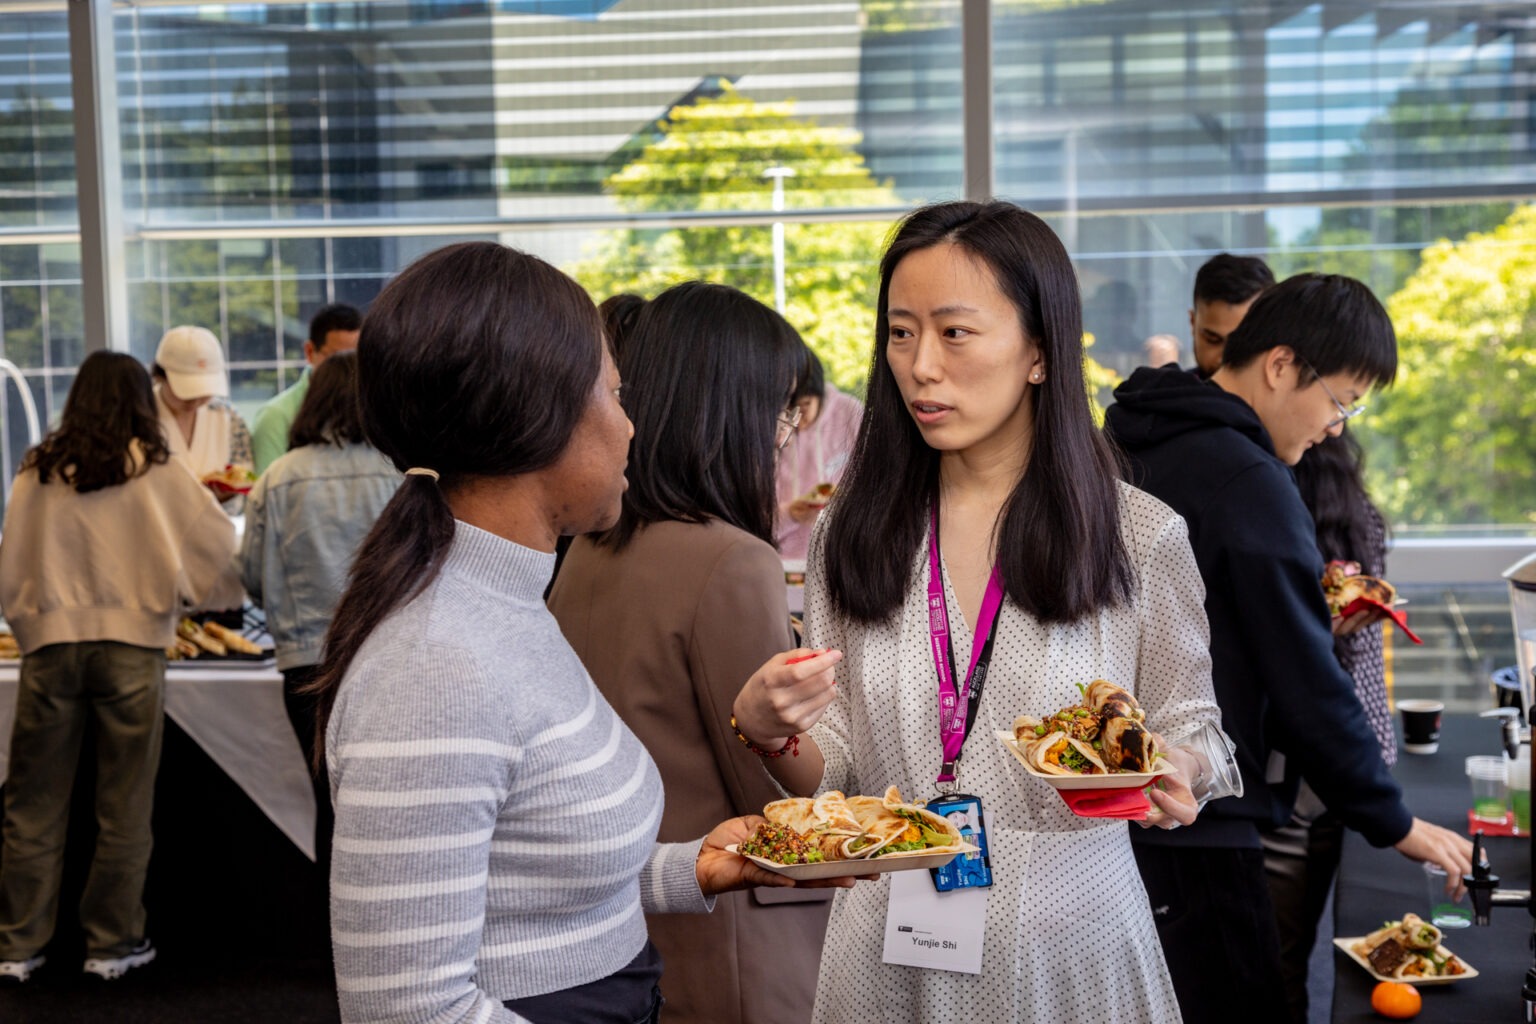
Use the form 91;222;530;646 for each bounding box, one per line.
0;662;316;861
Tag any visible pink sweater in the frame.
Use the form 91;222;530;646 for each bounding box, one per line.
774;384;864;560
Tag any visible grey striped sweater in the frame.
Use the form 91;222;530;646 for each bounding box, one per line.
326;522;710;1024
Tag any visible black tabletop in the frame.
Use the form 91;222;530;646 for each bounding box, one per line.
1332;713;1533;1022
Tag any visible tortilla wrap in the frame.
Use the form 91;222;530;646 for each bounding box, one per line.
1086;680;1145;725
763;797;818;834
837;789;962;858
1013;714;1044;743
1026;732;1108;776
1101;716;1159;772
765;793;868;860
1396;913;1441;951
1085;679;1135;708
812;790;863;834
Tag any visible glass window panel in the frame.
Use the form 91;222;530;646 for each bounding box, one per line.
0;11;74;229
229;366;277;421
115;1;956;224
992;2;1536;209
276;275;305;362
128;281;167;359
0;370;48;493
279;237;326;276
44;282;83;368
1;285;44;367
225;279;276;365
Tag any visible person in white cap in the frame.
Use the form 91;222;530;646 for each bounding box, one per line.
150;325;253;512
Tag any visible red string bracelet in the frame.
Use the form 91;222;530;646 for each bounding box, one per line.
730;716;799;758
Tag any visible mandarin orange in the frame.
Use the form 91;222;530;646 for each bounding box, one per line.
1370;980;1421;1019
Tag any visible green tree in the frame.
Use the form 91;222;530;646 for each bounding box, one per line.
1360;204;1536;527
568;85;901;393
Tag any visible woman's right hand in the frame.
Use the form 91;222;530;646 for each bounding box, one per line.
732;647;842;749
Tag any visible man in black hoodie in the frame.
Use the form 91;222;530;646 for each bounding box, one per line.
1104;273;1472;1024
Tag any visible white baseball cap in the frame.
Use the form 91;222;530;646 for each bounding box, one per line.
155;325;228;400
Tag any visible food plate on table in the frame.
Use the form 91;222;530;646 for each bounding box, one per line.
996;730;1178;789
167;617;273;663
1333;938;1477;985
1333;914;1478;985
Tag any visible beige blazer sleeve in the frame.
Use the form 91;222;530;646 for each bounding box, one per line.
684;533;798;820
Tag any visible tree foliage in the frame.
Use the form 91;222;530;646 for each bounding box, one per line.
1360;204;1536;527
568;85;901;394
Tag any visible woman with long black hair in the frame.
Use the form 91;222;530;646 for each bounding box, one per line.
732;201;1224;1022
0;351;237;983
549;282;830;1023
307;243;846;1024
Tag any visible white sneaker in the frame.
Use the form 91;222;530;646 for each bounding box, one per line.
0;954;45;983
82;939;155;980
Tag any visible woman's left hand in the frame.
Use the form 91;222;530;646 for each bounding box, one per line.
1332;605;1385;636
695;816;865;895
1136;745;1201;830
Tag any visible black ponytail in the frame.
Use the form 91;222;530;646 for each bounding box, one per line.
304;242;602;772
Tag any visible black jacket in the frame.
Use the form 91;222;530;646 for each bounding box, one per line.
1105;366;1411;850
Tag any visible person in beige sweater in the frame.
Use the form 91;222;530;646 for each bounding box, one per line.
0;352;237;984
549;282;831;1024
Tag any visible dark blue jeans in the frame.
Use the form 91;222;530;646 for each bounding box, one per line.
503;940;663;1023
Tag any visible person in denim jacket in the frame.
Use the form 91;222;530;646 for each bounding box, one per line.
239;351;400;857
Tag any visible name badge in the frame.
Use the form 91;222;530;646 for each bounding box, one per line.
881;869;987;974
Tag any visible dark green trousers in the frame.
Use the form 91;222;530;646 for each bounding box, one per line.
0;641;165;960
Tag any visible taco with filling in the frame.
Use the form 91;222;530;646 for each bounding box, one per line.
1026;731;1109;776
764;793;865;860
843;787;961;858
1101;715;1160;773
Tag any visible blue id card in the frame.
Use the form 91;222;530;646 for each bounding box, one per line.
926;793;992;891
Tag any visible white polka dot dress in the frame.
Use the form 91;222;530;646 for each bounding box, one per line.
803;483;1220;1024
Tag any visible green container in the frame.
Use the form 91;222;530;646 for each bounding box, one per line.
1513;788;1531;834
1474;796;1509;822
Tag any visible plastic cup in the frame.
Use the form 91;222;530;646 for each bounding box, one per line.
1162;718;1243;808
1423;861;1472;928
1399;699;1443;754
1466;755;1510;823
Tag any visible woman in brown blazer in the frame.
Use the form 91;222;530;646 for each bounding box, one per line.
549;282;830;1024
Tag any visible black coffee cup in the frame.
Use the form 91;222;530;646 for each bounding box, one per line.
1399;699;1444;754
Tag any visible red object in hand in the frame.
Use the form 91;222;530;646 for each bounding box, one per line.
203;464;255;497
1338;595;1422;644
1056;787;1152;819
785;650;827;666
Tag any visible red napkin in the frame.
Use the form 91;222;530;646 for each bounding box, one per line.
1339;596;1422;644
1057;786;1152;819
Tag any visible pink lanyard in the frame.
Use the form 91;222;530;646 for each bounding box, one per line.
928;503;1006;787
